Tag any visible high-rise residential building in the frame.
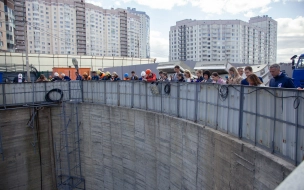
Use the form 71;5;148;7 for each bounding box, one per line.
14;0;26;53
127;7;150;58
249;15;277;64
8;0;149;58
0;0;7;51
169;16;277;65
4;0;15;52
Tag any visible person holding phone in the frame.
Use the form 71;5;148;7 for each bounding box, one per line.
226;67;242;85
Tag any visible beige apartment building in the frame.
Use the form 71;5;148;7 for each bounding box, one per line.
170;16;277;65
12;0;149;58
0;0;7;51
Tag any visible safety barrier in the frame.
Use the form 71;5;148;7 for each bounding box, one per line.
0;81;303;166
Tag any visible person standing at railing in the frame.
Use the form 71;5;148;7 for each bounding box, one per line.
241;66;263;85
131;71;139;80
111;72;121;81
211;72;226;85
102;72;111;80
36;74;48;82
158;71;164;81
51;72;62;82
48;75;53;81
184;69;193;82
61;73;71;81
171;65;183;82
91;71;99;81
75;72;82;81
202;70;213;83
13;73;26;83
143;69;156;82
194;70;204;82
226;67;242;85
237;67;245;78
247;74;265;87
82;72;91;81
124;73;130;81
139;71;146;81
177;73;185;82
269;64;295;88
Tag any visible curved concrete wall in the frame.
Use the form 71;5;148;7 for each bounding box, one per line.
73;104;295;190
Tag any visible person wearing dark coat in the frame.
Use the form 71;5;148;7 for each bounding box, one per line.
269;64;295;88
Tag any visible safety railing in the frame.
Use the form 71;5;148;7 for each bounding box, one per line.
0;81;303;166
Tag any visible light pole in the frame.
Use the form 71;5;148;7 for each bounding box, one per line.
24;21;31;82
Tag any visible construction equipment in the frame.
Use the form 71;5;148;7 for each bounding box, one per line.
291;54;304;88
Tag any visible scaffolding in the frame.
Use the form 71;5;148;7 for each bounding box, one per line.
53;101;85;190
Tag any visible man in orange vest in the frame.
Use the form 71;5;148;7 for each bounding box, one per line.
143;69;156;82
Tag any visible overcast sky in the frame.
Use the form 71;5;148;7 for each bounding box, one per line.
88;0;304;63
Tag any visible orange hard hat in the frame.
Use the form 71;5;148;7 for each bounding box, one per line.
146;69;151;75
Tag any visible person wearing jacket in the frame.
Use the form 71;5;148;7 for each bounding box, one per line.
130;71;139;80
75;72;82;80
227;67;242;85
83;72;91;81
51;72;62;82
139;71;146;81
36;74;48;82
202;70;213;83
194;70;204;82
124;73;130;80
211;72;226;85
102;71;111;80
111;72;121;81
177;73;186;82
91;71;100;81
241;66;263;85
61;73;71;81
247;74;265;87
184;69;193;82
143;69;156;82
269;64;295;88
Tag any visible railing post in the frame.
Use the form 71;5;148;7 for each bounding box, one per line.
160;82;163;113
272;89;277;154
81;80;84;102
295;90;299;166
177;82;180;118
145;82;148;110
117;81;120;106
68;81;71;100
238;85;244;139
104;81;107;104
131;81;134;108
2;84;6;109
194;82;199;123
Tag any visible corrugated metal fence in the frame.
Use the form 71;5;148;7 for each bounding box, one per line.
0;81;303;166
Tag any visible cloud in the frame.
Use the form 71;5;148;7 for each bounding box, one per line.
276;16;304;62
150;30;169;62
244;11;255;17
86;0;103;7
115;1;121;6
260;6;272;13
123;0;187;10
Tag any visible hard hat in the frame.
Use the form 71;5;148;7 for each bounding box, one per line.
145;69;151;75
83;72;88;76
54;72;59;77
124;73;129;78
18;73;23;79
141;71;146;77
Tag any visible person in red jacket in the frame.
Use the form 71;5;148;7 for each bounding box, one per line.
143;69;156;82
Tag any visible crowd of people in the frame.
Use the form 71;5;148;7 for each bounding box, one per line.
13;63;296;89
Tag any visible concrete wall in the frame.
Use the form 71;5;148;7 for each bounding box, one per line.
0;108;56;190
78;104;295;190
0;103;296;189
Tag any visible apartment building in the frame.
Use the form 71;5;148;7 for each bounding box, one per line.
127;7;150;58
3;0;15;52
249;15;277;64
9;0;149;58
169;16;277;65
0;0;7;51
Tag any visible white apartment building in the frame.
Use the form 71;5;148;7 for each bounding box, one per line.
127;7;150;58
169;16;277;65
15;0;149;58
0;0;7;51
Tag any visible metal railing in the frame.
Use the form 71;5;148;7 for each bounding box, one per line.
0;81;303;166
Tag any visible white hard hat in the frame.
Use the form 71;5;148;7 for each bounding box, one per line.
141;71;146;77
54;72;59;77
18;73;23;79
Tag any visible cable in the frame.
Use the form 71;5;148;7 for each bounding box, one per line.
45;88;63;102
219;85;229;101
164;83;171;95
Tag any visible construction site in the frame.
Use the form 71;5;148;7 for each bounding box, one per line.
0;79;303;189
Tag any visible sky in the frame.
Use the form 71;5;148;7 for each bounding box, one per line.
87;0;304;63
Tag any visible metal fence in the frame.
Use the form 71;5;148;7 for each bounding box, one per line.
0;81;303;166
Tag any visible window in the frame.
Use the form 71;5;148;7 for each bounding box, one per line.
0;41;3;47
